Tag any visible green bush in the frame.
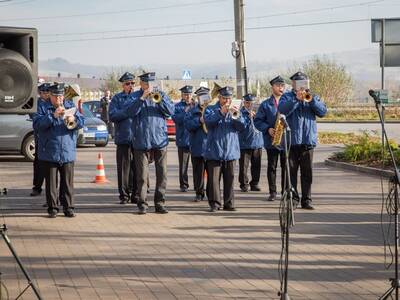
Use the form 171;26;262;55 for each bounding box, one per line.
333;132;400;166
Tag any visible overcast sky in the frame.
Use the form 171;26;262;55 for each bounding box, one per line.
1;0;399;66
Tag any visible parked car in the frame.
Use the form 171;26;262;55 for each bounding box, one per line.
83;100;101;118
0;114;35;161
77;106;109;147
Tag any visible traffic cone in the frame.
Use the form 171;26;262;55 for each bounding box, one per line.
93;153;109;183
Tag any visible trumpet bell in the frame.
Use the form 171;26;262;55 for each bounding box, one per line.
65;118;77;130
151;92;162;103
302;90;312;102
231;110;241;120
211;82;222;100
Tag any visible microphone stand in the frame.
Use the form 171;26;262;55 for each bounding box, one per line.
374;97;400;300
0;188;43;300
278;121;295;300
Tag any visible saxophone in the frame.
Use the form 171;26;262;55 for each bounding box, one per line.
272;112;284;147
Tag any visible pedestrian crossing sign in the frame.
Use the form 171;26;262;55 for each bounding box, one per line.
182;70;192;80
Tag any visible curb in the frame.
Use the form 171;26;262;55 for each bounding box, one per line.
324;158;395;178
318;120;400;124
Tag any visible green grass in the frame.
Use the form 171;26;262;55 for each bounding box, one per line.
323;106;400;121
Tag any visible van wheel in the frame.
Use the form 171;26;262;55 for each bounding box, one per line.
22;134;35;162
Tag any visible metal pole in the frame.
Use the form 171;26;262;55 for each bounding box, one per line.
381;19;386;164
234;0;246;98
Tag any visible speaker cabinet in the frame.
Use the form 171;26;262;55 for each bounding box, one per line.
0;26;38;114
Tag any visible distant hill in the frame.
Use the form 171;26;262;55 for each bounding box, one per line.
39;47;400;83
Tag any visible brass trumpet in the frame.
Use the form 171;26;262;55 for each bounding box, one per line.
150;92;162;103
65;116;77;130
302;89;313;102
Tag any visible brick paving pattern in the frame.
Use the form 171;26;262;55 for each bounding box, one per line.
0;144;394;299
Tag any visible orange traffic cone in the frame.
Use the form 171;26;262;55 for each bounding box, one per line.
93;153;109;183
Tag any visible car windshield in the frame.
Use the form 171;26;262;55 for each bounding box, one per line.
82;106;95;118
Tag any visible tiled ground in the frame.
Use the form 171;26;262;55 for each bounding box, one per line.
0;144;396;299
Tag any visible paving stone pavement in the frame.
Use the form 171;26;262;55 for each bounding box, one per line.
0;144;396;299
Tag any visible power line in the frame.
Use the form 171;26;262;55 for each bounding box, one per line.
40;18;370;44
0;0;35;6
247;0;384;21
40;0;383;38
0;0;227;21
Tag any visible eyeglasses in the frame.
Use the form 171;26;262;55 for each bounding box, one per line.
124;82;134;86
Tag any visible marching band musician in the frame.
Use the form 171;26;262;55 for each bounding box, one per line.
278;71;327;210
172;85;193;192
238;93;263;193
204;86;245;212
109;72;136;204
30;82;51;197
127;72;175;215
254;76;286;201
33;83;84;218
184;86;210;202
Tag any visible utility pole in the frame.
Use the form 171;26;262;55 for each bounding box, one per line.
233;0;248;98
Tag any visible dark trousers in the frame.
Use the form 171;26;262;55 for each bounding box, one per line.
289;145;314;203
238;148;262;189
178;147;191;189
266;148;286;194
116;144;135;201
206;160;235;209
134;148;167;207
32;154;45;192
191;156;206;197
43;161;74;212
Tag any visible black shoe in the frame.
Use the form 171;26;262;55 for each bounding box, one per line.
48;209;57;218
155;206;168;214
267;193;277;201
138;206;147;215
209;206;218;212
240;186;249;192
30;189;41;197
223;206;237;211
180;187;188;192
130;196;138;205
193;194;202;202
63;208;76;218
250;186;261;192
119;198;128;204
42;203;48;207
293;199;300;210
301;201;314;210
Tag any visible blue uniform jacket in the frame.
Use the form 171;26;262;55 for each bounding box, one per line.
239;107;263;150
127;89;175;150
184;104;207;158
172;100;190;148
31;97;48;142
108;91;134;145
33;100;84;164
254;96;280;150
203;102;245;161
278;91;327;147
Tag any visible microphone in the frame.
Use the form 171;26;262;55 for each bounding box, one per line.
369;89;380;103
279;114;290;129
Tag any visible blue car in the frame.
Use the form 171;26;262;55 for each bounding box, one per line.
77;105;109;147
